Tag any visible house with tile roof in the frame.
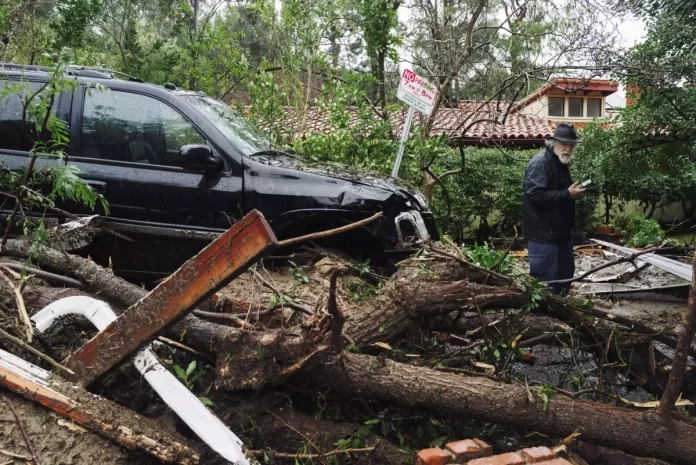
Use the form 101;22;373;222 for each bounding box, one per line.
246;77;620;148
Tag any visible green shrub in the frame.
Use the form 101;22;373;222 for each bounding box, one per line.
620;215;665;247
463;241;514;274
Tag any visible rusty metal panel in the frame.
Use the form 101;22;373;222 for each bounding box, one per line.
65;209;277;386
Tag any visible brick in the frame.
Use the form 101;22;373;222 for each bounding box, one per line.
445;439;483;461
522;446;556;463
472;439;493;457
533;459;572;465
416;448;451;465
468;452;525;465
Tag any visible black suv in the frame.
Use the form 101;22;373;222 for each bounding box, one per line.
0;64;438;280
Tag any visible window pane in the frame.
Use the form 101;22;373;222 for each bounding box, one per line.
82;90;206;166
568;98;583;117
548;97;564;117
587;98;602;117
0;81;61;152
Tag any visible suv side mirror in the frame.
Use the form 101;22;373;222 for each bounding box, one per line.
179;144;222;172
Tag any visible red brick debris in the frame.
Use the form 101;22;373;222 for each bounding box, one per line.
416;439;571;465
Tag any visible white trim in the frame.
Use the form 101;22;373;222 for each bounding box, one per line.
545;95;604;121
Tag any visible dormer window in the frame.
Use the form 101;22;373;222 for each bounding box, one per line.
546;96;603;118
548;97;565;117
568;98;583;117
587;98;602;117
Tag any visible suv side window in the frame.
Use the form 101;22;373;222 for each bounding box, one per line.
0;80;58;152
82;89;206;167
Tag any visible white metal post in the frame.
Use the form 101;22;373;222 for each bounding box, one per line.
391;106;415;178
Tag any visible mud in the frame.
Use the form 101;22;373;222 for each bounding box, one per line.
0;392;159;465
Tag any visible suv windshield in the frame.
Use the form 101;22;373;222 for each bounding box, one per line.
181;95;274;156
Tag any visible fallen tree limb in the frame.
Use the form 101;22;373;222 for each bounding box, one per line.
2;263;83;288
305;352;696;465
0;355;200;464
547;246;672;285
277;212;383;248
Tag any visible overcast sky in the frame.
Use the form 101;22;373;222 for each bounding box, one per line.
395;4;647;105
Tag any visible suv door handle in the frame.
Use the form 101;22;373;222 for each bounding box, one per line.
84;180;107;192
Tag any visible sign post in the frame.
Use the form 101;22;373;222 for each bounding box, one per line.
392;68;437;178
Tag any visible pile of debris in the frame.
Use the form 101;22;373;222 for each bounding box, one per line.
1;211;696;465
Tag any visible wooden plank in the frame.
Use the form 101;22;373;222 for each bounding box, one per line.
65;209;277;386
0;351;200;464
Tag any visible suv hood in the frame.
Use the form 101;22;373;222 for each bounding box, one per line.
247;151;429;211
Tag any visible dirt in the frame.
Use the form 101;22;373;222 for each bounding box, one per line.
0;392;159;465
514;252;689;338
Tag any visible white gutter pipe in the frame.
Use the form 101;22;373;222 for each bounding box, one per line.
32;296;250;465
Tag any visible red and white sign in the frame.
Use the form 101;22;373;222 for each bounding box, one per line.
396;68;437;116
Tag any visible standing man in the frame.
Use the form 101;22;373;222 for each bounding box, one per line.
523;123;585;294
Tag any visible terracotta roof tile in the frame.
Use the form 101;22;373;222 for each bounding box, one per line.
245;104;557;142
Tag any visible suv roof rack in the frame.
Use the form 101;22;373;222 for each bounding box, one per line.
0;63;144;82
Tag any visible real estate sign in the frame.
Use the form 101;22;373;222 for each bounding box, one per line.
391;69;438;178
396;69;437;116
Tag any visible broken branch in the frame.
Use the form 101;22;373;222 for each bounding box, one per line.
0;326;74;375
0;268;32;342
6;398;41;465
249;447;375;460
547;246;673;285
277;212;383;248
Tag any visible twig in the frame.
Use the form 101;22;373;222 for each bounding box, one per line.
156;337;212;361
518;332;568;347
443;235;467;260
0;448;31;460
493;235;517;273
547;246;674;285
257;405;323;456
6;398;40;465
250;447;376;460
0;326;74;376
471;293;488;343
554;387;620;402
0;268;32;342
433;366;501;381
277;212;383;248
192;310;250;328
2;263;83;287
0;191;133;243
429;245;513;284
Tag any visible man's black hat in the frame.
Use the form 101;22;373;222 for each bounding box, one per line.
549;123;582;143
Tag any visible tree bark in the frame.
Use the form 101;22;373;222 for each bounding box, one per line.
658;253;696;416
306;353;696;465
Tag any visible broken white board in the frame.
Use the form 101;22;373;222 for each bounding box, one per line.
590;239;692;281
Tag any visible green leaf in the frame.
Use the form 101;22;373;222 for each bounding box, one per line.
364;419;380;425
186;360;197;376
174;365;187;381
198;397;215;407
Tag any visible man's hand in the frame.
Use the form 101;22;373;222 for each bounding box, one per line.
568;181;586;200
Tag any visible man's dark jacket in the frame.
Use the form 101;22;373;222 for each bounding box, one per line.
523;147;575;244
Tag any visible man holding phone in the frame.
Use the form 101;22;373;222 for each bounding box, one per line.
522;123;585;294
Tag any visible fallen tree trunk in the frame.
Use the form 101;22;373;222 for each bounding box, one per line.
306;352;696;465
6;239;696;464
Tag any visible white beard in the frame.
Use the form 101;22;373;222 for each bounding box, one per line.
559;154;571;165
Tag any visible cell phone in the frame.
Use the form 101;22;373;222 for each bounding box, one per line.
580;179;592;188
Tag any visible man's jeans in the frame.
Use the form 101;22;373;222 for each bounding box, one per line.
527;240;575;295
